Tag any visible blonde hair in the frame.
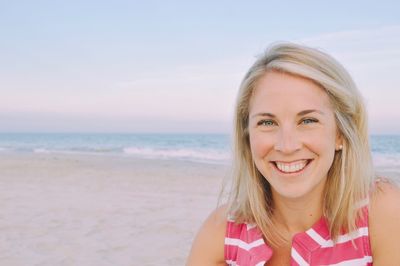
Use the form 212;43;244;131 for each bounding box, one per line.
227;42;375;246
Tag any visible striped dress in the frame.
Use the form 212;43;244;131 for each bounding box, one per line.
224;207;372;266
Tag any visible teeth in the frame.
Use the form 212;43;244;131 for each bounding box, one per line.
276;160;308;173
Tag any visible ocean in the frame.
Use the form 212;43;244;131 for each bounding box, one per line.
0;133;399;171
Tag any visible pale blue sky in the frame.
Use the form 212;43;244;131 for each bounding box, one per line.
1;1;399;133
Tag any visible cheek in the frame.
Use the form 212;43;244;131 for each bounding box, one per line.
309;132;337;162
249;132;273;159
310;138;332;153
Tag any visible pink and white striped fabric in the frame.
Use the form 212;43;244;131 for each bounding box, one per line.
225;207;372;265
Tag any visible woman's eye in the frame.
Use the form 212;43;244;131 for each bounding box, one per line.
257;120;275;126
301;118;318;125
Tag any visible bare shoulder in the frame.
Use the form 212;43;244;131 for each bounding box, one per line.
369;179;400;265
186;204;228;266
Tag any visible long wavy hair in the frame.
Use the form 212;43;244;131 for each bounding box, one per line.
226;42;375;247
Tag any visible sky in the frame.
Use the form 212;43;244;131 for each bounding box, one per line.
0;0;399;134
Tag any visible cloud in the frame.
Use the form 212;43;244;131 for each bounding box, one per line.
296;25;400;134
1;25;399;133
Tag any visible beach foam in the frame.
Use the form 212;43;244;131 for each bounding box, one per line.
123;146;230;163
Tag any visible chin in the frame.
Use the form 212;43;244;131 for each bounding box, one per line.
272;186;312;199
269;178;327;200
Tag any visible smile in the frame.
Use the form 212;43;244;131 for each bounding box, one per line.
271;159;312;174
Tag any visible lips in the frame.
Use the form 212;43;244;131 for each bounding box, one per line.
271;159;312;174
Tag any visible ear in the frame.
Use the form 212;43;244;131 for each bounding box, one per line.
335;131;344;151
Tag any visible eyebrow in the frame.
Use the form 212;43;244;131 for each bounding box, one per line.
251;109;325;119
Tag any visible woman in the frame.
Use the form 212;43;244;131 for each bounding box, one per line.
187;43;400;265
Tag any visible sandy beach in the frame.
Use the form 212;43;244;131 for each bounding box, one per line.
0;153;229;266
0;153;399;266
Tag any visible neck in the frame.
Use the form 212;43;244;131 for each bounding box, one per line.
272;187;325;235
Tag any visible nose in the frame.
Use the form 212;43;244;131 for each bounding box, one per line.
274;126;302;154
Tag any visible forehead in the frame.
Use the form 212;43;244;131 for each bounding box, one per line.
250;71;333;113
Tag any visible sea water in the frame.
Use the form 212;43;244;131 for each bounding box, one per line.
0;133;231;164
0;133;399;171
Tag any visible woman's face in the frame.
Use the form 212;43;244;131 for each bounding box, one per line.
248;71;341;200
